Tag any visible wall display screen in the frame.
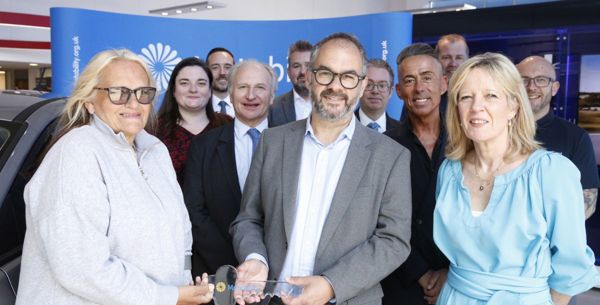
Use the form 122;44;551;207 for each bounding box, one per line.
579;55;600;133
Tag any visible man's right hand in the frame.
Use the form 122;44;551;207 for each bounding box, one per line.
235;259;269;305
418;269;448;304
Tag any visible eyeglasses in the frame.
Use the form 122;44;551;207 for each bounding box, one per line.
521;76;554;88
94;86;157;105
365;82;390;92
312;68;366;89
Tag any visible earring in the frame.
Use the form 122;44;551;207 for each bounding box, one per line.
508;119;512;127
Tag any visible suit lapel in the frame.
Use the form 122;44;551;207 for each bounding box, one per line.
281;120;306;242
316;124;372;258
217;124;242;201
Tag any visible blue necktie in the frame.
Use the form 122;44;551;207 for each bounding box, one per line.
218;101;227;114
247;128;261;154
367;122;380;131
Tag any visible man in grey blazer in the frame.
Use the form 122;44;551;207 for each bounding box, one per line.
269;40;313;127
231;33;412;305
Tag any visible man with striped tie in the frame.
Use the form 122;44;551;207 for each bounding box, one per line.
183;59;276;278
355;59;399;133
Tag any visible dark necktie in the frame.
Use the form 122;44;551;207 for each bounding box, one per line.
247;128;261;154
218;101;227;114
367;122;380;131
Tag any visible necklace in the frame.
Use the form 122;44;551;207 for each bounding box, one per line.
472;158;505;191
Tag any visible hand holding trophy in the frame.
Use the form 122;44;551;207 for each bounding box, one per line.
208;264;303;305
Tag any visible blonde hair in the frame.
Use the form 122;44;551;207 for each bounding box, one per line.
56;49;155;139
445;52;539;161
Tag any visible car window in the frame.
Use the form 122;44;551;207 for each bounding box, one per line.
0;118;59;265
0;127;8;151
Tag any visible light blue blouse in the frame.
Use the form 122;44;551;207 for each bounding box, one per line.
434;149;599;305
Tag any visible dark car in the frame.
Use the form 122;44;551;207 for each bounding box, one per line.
0;91;65;304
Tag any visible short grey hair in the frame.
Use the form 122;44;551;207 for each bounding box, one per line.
227;59;278;97
310;32;368;75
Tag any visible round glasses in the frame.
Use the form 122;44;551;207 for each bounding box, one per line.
312;68;365;89
94;86;157;105
521;76;554;88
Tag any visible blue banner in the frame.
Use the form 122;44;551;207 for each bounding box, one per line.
50;8;412;118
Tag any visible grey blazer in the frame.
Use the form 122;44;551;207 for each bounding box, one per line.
268;90;296;127
231;119;412;305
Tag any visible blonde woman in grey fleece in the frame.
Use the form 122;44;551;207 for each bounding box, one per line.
16;49;214;305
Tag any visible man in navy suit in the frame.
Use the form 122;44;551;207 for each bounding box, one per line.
269;40;313;127
183;59;276;277
355;59;399;133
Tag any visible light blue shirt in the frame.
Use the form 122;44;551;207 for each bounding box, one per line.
234;118;268;191
434;149;600;305
293;89;312;121
358;108;386;133
278;115;355;281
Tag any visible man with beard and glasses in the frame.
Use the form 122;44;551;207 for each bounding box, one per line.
269;40;313;127
355;59;399;133
207;47;236;118
231;32;412;305
382;43;449;305
517;56;599;219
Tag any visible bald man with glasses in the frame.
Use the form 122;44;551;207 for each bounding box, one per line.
517;56;599;219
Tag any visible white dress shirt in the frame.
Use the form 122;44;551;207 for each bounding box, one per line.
293;90;312;120
358;108;386;133
278;116;355;281
234;118;268;191
212;95;235;118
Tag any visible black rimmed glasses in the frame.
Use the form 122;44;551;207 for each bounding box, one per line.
312;68;366;89
521;76;554;88
94;86;157;105
365;81;390;92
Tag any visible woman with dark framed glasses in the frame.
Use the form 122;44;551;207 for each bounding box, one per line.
154;57;232;186
16;49;214;305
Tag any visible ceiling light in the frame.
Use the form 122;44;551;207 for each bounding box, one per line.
0;71;5;74
29;63;38;67
149;1;226;16
410;4;476;15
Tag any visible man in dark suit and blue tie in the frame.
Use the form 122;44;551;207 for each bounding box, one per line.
355;59;400;133
183;59;276;277
231;33;412;305
269;40;313;127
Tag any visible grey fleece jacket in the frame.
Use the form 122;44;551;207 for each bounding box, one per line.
16;116;192;305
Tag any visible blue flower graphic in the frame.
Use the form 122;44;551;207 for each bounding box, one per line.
139;43;181;92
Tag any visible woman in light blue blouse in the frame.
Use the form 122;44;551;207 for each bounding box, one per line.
434;52;599;305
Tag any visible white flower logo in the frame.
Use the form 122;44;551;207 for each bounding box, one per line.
139;43;181;92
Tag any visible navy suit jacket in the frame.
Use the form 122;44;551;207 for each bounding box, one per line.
269;90;296;127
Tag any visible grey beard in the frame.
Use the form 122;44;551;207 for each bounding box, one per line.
313;98;354;121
